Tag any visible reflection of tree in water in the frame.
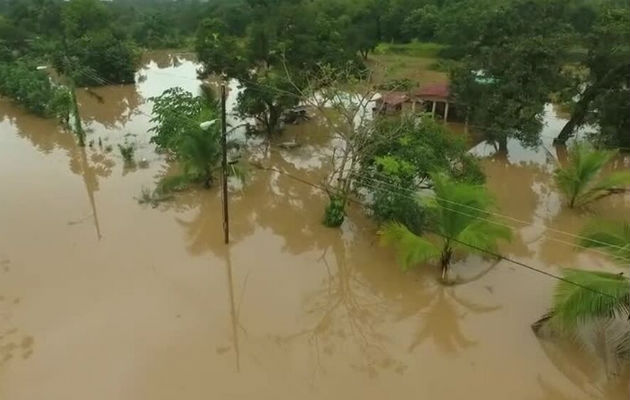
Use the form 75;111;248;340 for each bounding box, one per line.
141;51;194;69
76;85;143;128
2;101;113;239
407;286;499;353
276;237;406;378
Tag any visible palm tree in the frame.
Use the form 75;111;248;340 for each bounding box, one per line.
380;173;512;283
534;221;630;358
578;220;630;261
541;269;629;330
178;125;222;188
554;144;630;208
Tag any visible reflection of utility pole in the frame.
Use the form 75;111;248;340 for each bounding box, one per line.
225;247;240;372
62;38;85;147
78;146;102;240
220;84;229;244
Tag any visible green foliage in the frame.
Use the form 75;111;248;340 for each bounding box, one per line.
380;173;511;282
373;41;444;58
358;116;484;229
579;220;630;261
380;221;439;271
118;142;135;164
149;87;222;189
549;269;629;329
0;62;69;117
450;0;572;149
235;72;299;136
323;196;345;228
149;87;214;152
554;144;630;208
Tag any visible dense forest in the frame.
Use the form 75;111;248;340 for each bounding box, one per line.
1;0;629;368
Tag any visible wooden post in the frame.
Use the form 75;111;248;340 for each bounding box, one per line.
431;101;436;118
220;84;229;244
443;101;449;124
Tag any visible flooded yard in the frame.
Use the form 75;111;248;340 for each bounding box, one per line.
1;51;628;399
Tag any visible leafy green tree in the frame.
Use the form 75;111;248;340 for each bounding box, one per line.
358;116;484;231
53;0;138;86
402;4;439;41
554;144;630;208
149;87;222;188
0;61;69;118
235;72;298;137
450;0;571;152
380;173;511;283
555;3;630;146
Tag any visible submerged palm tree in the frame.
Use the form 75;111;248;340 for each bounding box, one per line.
535;221;630;358
178;126;222;188
380;173;512;283
554;144;630;208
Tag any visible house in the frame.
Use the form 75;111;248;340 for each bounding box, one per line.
410;83;451;122
373;91;410;115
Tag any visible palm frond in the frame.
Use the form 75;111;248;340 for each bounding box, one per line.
579;220;630;263
380;222;439;271
550;269;630;330
554;144;629;208
456;219;512;254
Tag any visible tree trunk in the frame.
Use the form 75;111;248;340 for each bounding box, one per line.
440;244;452;283
555;85;597;144
555;63;630;145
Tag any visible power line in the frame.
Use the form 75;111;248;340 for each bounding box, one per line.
354;173;630;264
74;65;630;259
250;164;622;300
70;63;628;298
355;170;630;253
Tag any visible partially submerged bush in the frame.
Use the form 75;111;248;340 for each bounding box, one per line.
323;196;345;227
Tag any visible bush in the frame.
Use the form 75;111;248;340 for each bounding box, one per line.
323;196;345;227
0;62;69;117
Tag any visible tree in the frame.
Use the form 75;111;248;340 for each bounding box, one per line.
380;173;511;283
555;3;630;146
358;115;484;232
534;221;630;360
235;71;298;137
544;269;629;330
149;87;222;189
450;0;571;152
554;144;630;208
53;0;139;86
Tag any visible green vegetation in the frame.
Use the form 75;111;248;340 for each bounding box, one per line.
380;173;511;283
358;116;484;232
149;87;222;189
323;196;346;228
0;62;69;117
548;269;629;329
536;221;629;359
554;144;630;208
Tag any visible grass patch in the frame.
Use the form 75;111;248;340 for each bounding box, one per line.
374;41;445;58
368;41;449;87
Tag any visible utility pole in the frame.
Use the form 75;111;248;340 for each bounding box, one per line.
221;84;229;244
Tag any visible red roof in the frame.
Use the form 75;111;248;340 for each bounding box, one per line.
414;83;450;99
378;91;409;106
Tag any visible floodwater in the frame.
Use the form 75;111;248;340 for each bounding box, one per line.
1;51;628;399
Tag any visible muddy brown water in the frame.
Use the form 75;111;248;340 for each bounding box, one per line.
1;51;628;399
